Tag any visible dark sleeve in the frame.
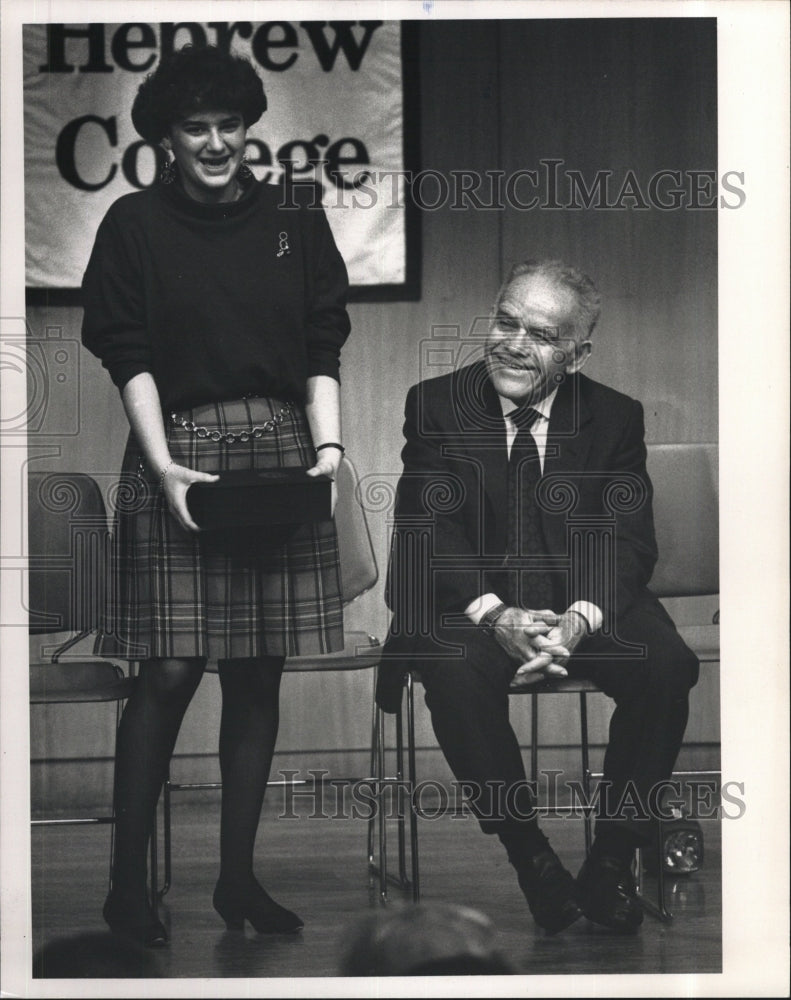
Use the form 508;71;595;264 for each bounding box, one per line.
573;399;658;620
81;207;152;393
301;194;351;381
612;399;659;617
385;383;485;619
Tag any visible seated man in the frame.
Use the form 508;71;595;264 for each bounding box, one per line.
377;258;699;935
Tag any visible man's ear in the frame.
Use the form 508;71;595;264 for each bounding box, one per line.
160;136;172;153
565;340;592;374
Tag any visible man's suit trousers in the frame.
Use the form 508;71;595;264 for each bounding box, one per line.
418;597;700;846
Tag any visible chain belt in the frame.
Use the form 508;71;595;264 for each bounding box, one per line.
169;401;294;444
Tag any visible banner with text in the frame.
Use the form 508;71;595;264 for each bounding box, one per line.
24;21;410;292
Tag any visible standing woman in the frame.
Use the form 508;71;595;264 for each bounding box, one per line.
81;45;350;947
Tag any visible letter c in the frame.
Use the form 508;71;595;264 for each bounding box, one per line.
55;115;118;191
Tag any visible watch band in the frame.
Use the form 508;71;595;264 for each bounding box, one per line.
478;601;508;637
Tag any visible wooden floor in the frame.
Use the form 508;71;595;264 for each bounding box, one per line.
29;789;722;983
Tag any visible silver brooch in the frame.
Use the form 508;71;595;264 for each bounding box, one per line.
276;231;291;257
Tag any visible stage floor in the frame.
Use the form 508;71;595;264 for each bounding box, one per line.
28;791;722;984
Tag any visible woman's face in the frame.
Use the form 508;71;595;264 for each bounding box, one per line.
162;109;247;203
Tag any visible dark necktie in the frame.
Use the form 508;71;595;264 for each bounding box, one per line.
506;404;554;609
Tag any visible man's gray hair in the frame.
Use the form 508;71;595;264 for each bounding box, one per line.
497;259;602;338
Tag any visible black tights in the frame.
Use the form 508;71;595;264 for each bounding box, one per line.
217;658;285;888
110;656;285;902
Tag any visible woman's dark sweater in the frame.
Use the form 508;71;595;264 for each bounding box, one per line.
81;179;351;411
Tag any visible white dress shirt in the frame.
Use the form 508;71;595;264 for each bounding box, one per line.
464;388;603;632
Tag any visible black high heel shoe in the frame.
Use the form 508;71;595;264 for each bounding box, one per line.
213;879;304;934
103;892;168;948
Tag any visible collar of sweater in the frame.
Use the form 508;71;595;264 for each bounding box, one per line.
158;175;262;221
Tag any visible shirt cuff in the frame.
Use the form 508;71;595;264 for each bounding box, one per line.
568;601;603;633
465;593;504;625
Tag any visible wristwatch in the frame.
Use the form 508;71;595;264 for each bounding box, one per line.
478;601;507;638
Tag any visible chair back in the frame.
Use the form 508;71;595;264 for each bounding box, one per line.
647;443;719;598
334;455;379;605
27;472;110;635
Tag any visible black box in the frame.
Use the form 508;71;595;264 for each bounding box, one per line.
187;468;332;530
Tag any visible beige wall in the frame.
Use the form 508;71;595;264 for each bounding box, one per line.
28;19;719;804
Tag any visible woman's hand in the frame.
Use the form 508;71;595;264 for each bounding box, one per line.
306;446;343;516
121;375;219;533
161;463;220;532
304;375;342;517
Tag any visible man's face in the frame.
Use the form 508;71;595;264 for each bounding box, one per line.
485;274;592;404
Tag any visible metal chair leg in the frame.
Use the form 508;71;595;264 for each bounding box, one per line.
653;819;672;920
149;797;158;908
530;691;539;786
395;690;408;885
580;692;593;856
406;673;420;902
369;677;417;901
108;701;122;893
635;822;673;922
367;685;378;871
376;706;388;903
159;775;172;897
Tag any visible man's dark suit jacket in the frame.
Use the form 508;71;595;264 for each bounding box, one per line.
377;361;661;713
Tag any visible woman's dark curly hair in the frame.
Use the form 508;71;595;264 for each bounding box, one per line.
131;45;267;143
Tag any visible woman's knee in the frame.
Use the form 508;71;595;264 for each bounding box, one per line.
141;657;206;699
217;656;285;702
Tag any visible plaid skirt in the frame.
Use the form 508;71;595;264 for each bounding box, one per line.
104;397;344;661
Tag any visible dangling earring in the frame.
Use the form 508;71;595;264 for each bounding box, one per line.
237;155;254;184
160;157;176;185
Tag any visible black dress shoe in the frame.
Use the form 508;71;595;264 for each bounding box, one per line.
517;849;584;935
577;855;643;934
103;892;168;948
213;878;304;934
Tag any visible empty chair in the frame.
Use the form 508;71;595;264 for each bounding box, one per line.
28;471;137;889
